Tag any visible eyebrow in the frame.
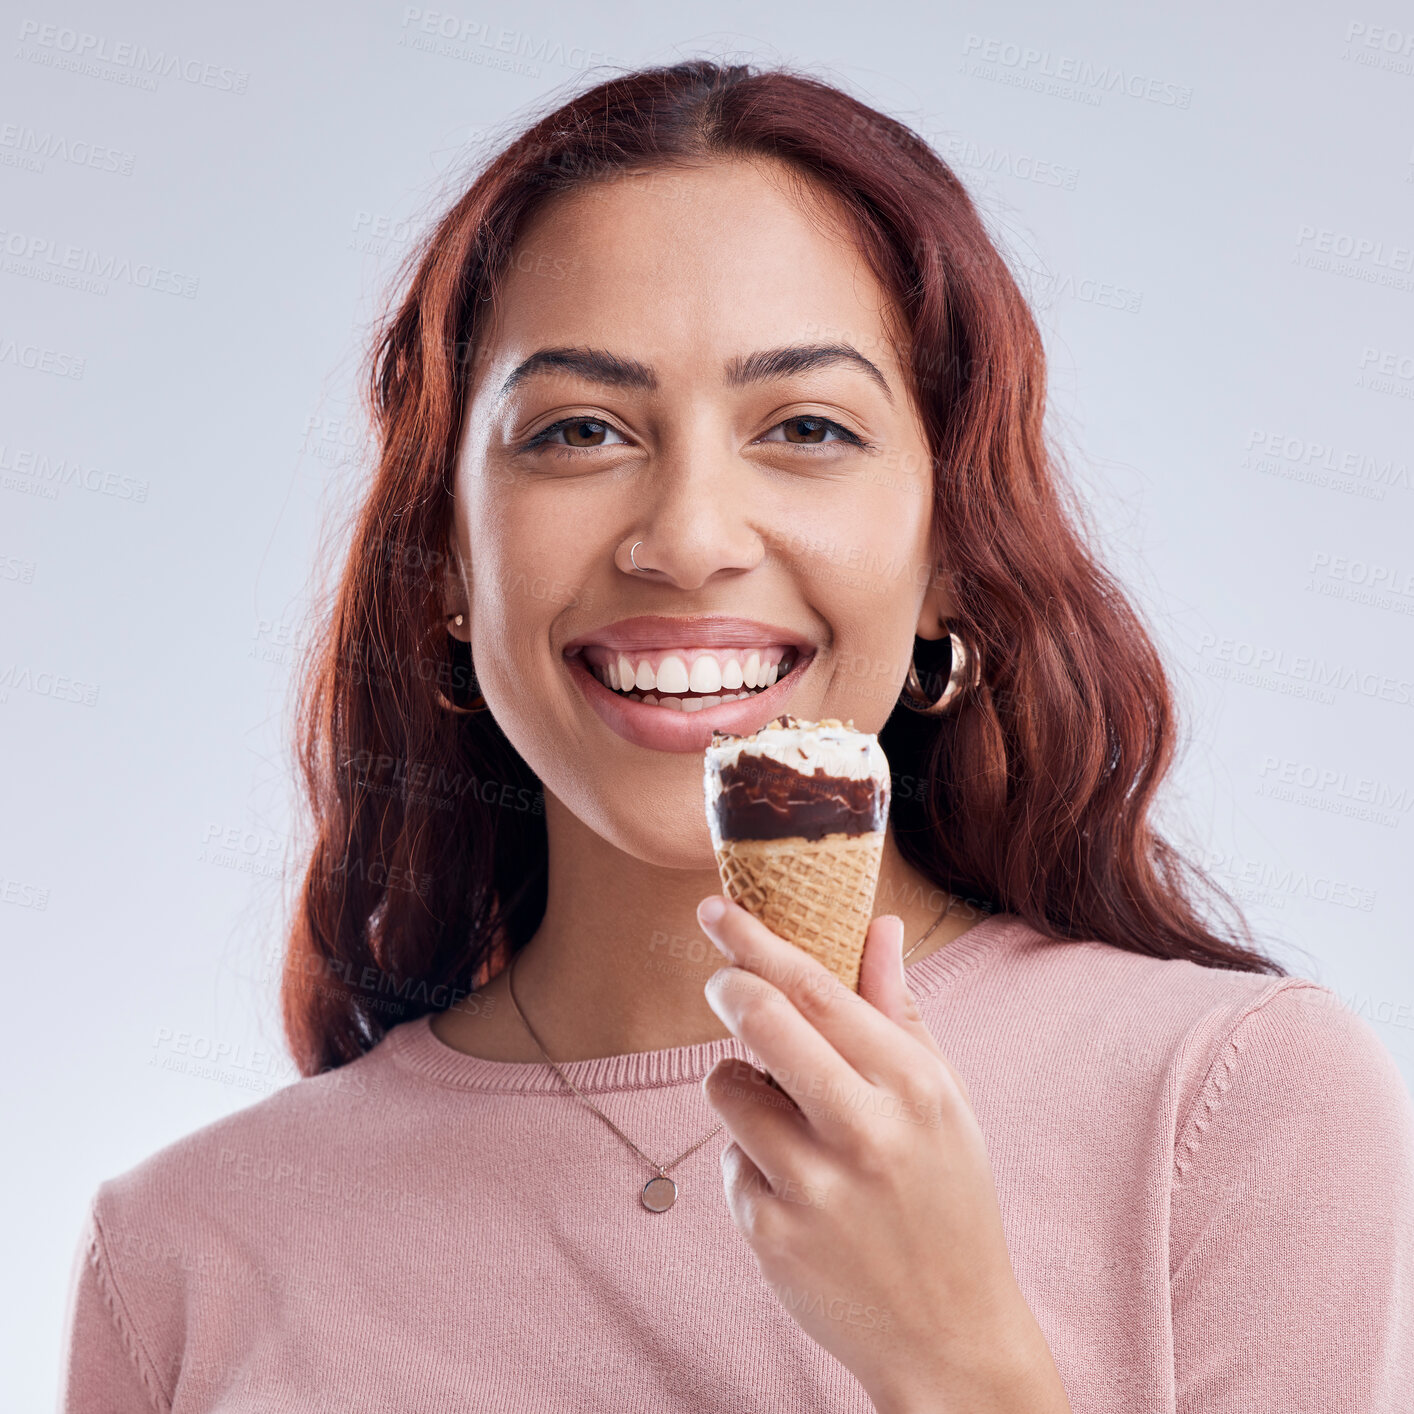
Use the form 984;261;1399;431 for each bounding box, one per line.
725;344;893;402
497;347;656;401
496;342;894;403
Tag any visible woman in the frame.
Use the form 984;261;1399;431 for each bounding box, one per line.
60;61;1414;1413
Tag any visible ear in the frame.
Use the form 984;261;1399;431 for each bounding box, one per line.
914;560;955;641
444;608;472;644
440;551;472;644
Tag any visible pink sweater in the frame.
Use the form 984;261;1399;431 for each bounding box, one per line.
59;913;1414;1412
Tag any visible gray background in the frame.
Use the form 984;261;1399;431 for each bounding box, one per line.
5;1;1412;1403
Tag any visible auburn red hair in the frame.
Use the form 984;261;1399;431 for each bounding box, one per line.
280;60;1285;1077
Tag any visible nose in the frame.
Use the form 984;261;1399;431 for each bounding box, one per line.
621;445;766;590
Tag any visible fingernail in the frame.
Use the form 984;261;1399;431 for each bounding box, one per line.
703;970;733;1021
698;895;728;927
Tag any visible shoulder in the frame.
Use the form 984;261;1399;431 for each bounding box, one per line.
959;915;1412;1133
944;912;1298;1061
1166;978;1414;1399
68;1037;409;1407
1171;978;1414;1187
90;1032;400;1251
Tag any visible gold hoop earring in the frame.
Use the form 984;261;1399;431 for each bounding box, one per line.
900;628;980;715
436;612;487;714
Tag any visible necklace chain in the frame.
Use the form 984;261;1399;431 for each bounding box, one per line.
504;893;957;1195
507;953;726;1176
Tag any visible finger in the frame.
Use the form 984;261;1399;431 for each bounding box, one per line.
858;914;927;1032
858;913;974;1106
719;1140;774;1233
858;913;939;1047
698;893;946;1097
702;1056;812;1187
703;962;868;1139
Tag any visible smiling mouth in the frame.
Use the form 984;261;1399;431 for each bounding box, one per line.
568;644;809;712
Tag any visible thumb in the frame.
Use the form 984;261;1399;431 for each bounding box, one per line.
858;913;974;1105
857;914;929;1036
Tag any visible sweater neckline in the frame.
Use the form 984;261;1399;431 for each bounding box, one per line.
385;909;1021;1095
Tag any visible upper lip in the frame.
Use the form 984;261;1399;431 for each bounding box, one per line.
563;615;818;654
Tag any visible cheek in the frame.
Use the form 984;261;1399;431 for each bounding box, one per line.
811;584;918;723
464;492;604;663
794;489;931;719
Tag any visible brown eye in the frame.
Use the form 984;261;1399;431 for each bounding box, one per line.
525;417;628;453
563;419;609;447
781;417;830;444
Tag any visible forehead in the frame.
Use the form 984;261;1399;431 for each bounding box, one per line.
475;158;907;390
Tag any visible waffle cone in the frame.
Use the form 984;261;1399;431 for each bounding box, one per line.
712;831;886;991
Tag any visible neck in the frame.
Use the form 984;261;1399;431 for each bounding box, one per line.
431;792;976;1065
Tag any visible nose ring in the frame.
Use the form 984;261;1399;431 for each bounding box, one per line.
629;541;647;573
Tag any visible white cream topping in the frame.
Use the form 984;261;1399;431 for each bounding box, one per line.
703;717;890;832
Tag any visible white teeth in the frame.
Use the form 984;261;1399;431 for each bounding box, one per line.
688;657;722;693
654;654;690;693
591;645;804;699
642;693;658;705
680;696;705;712
661;696;685;711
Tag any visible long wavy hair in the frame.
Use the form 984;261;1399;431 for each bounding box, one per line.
280;59;1286;1077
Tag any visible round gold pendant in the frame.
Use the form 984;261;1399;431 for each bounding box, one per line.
641;1175;677;1212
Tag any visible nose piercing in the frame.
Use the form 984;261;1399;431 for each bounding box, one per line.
629;541;647;572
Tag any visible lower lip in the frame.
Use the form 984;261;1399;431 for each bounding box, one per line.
563;650;814;752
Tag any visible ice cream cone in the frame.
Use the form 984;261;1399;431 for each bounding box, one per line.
704;715;891;993
713;829;886;990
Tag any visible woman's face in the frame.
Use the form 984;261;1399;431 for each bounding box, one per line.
450;157;949;867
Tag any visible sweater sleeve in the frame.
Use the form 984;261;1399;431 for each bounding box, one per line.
58;1196;169;1414
1170;981;1414;1413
